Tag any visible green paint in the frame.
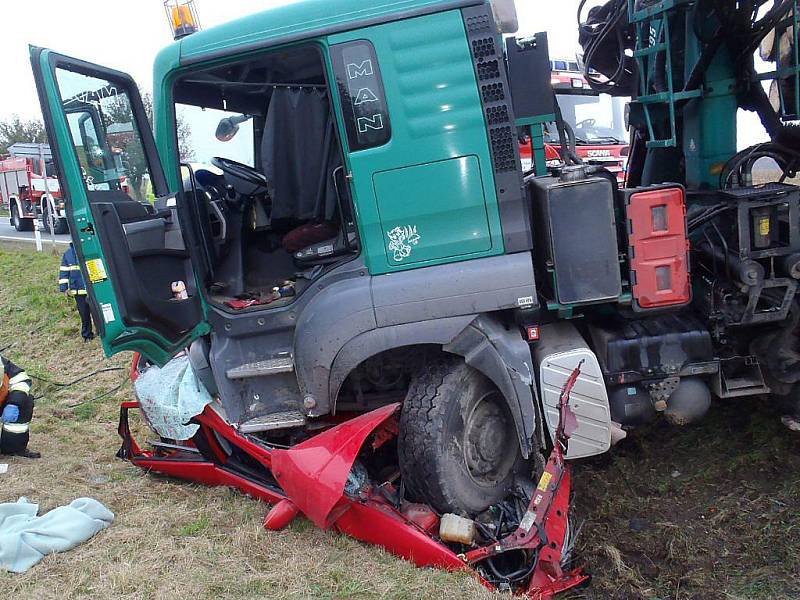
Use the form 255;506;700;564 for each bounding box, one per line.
682;19;737;189
155;7;504;276
327;10;504;274
629;0;737;187
153;44;182;192
41;0;507;360
32;48;208;366
177;0;471;62
517;114;554;176
373;156;491;267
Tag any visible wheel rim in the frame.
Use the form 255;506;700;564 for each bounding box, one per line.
463;390;518;487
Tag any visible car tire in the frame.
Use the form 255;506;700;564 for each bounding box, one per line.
11;204;33;232
398;356;526;516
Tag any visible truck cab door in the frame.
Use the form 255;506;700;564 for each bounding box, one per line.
31;48;208;366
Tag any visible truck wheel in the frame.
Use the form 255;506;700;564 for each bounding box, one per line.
11;205;33;232
398;357;524;516
44;203;68;235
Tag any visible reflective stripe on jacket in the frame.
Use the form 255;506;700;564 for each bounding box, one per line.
0;356;31;407
59;245;88;296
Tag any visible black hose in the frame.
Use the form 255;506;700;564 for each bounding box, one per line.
553;93;578;166
29;367;126;388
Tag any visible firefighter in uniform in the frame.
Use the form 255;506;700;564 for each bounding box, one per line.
60;243;95;342
0;354;40;458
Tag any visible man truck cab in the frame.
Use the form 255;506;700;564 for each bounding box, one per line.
32;0;570;521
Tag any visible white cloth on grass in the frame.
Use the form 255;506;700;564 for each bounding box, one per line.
0;497;114;573
133;355;214;441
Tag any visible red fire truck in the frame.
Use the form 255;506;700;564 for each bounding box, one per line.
0;143;67;233
521;61;629;182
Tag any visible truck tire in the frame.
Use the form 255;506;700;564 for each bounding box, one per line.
11;205;33;232
398;356;524;516
44;203;69;235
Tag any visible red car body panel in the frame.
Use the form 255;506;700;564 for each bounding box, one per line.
122;338;591;597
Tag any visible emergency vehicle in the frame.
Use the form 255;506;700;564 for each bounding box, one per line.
521;61;629;182
0;143;67;233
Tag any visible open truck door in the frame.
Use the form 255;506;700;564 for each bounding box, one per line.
30;48;207;365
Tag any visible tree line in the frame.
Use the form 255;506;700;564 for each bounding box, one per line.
0;93;193;159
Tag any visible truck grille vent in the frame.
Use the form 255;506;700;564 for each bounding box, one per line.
462;3;531;252
482;82;506;102
465;13;492;34
471;37;496;60
486;105;510;125
464;19;518;174
490;126;516;171
477;60;500;81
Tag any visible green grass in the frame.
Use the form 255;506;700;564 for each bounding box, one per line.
1;241;799;600
178;514;211;536
0;242;495;600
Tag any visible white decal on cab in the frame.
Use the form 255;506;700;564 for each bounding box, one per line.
387;225;421;262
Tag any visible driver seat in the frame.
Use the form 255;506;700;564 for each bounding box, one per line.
289;224;357;266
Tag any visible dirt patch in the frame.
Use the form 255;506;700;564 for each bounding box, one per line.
567;399;800;600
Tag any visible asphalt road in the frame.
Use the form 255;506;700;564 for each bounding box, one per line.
0;219;71;246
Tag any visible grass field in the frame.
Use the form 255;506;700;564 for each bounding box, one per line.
0;242;799;600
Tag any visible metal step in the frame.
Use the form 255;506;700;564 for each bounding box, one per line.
237;411;307;434
227;354;294;379
713;357;770;398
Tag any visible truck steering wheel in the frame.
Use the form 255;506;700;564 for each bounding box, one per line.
211;157;269;194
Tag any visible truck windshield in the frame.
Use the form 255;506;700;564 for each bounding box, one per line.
544;93;628;145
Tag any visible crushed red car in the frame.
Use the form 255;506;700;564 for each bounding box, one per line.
122;356;589;598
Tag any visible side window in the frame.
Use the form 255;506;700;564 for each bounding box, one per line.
330;40;391;151
56;68;155;203
175;103;254;167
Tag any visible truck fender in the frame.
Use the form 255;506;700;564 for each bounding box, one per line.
443;314;537;458
328;315;479;401
295;254;536;426
328;314;538;458
10;195;23;217
40;193;55;216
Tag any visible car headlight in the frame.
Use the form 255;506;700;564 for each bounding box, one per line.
490;0;518;34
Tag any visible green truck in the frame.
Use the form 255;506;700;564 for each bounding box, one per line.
28;0;800;589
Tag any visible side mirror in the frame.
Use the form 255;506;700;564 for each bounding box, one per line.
215;114;251;142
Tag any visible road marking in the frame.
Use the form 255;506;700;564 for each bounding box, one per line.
0;235;69;245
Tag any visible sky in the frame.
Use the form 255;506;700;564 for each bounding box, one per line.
0;0;766;147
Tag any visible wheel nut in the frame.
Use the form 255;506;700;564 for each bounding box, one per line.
303;395;316;410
